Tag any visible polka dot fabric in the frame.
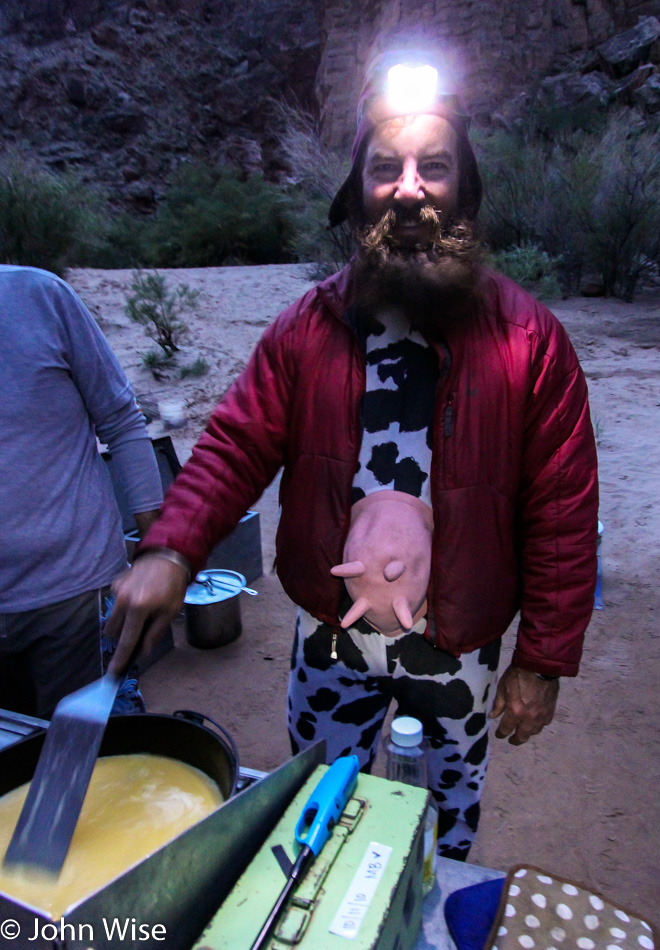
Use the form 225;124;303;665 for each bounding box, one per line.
486;865;657;950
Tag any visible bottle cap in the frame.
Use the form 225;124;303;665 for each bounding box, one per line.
391;716;423;747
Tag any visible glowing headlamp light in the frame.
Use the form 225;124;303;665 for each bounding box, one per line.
386;63;439;114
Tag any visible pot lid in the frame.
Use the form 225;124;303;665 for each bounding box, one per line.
184;570;246;605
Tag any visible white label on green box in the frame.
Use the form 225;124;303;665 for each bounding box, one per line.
328;841;393;940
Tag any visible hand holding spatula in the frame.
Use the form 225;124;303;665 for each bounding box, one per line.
2;552;188;876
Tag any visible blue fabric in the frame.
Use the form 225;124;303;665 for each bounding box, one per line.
102;595;146;715
444;878;505;950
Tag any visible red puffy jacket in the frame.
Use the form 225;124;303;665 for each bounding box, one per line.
143;265;598;677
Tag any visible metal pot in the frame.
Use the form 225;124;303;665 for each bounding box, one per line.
0;712;241;945
0;710;239;802
184;570;256;649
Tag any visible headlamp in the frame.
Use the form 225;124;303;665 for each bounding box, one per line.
329;50;483;228
386;63;439;114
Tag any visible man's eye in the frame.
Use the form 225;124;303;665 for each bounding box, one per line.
422;161;450;176
371;163;399;176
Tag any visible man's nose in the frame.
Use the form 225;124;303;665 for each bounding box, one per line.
394;159;424;205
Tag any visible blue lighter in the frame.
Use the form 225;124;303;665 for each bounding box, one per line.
295;754;360;855
250;755;360;950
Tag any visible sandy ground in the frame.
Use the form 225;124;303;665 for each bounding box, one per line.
68;265;660;924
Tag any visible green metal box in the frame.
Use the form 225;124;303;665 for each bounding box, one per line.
194;766;428;950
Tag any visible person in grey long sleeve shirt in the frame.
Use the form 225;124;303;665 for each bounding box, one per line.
0;264;163;717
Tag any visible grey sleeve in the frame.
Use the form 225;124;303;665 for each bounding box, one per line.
97;402;164;514
50;272;163;513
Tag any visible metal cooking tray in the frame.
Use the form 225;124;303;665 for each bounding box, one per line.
0;725;325;950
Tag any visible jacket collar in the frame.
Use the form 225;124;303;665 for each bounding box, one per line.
314;264;355;321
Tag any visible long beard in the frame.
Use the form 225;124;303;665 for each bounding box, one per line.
352;206;483;336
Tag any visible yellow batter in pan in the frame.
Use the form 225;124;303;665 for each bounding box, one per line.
0;754;223;918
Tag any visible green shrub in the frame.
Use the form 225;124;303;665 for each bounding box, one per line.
141;348;170;378
489;244;562;300
472;129;546;252
475;112;660;300
273;102;353;274
125;270;199;357
526;97;609;139
85;212;154;269
0;155;106;274
529;118;660;299
179;357;209;379
527;132;594;292
141;348;169;368
145;163;294;267
577;116;660;300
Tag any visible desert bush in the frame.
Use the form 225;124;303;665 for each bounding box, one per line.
528;133;595;292
531;118;660;299
179;357;209;379
577;116;660;300
476;112;660;300
0;155;106;274
526;95;609;140
140;348;170;379
141;348;167;368
273;102;353;274
125;270;199;358
145;163;294;267
86;212;154;269
472;130;547;252
489;244;562;300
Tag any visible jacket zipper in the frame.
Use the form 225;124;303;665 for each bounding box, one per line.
444;394;454;438
432;341;453;484
443;391;457;489
429;344;455;651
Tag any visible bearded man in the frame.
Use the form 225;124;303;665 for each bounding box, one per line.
107;52;598;860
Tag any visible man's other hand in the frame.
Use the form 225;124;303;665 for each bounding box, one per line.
489;665;559;745
104;554;189;675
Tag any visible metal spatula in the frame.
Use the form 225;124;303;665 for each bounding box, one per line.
2;671;122;875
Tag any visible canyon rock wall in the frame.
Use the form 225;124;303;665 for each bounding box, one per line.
0;0;659;208
317;0;660;149
0;0;323;208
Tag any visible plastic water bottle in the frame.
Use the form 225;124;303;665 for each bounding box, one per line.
385;716;438;896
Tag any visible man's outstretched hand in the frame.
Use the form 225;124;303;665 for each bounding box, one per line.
489;664;559;745
104;554;189;675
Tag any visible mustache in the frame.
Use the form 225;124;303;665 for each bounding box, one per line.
359;206;441;252
351;208;483;335
357;206;481;261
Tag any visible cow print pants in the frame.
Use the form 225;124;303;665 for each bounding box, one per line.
288;609;501;860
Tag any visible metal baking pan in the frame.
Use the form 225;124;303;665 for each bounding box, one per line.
0;714;324;949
